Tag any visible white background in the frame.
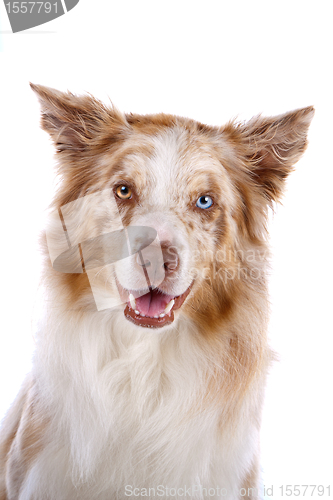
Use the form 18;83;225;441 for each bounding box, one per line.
0;0;332;496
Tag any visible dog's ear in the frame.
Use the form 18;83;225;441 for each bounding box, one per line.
30;83;128;152
226;106;314;203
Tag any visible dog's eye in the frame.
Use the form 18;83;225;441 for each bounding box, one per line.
116;185;132;200
196;195;213;209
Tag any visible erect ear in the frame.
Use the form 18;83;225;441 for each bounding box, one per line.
30;83;128;152
228;106;315;202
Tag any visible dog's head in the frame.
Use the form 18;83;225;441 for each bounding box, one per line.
31;84;313;331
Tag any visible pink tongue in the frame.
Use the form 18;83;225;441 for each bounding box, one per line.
135;290;174;317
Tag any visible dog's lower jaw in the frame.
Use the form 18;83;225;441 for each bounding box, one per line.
124;304;175;328
120;281;194;328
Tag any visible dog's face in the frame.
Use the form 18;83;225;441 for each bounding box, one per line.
32;84;314;332
109;126;237;329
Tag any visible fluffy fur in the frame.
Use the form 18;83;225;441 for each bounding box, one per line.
0;85;314;500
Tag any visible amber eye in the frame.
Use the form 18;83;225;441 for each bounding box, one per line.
116;185;132;200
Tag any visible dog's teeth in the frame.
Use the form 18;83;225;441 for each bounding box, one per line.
140;313;146;317
159;313;165;318
164;299;175;314
134;310;140;315
129;293;136;310
154;315;159;319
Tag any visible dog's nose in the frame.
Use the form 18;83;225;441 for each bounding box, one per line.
135;241;179;278
161;241;179;274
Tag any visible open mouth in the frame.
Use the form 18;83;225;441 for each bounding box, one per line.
117;281;193;328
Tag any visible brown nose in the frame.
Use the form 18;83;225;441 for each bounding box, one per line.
136;241;179;278
160;241;179;275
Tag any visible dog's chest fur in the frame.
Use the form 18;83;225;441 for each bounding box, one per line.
25;310;263;500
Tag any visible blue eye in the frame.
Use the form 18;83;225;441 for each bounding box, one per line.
196;195;213;209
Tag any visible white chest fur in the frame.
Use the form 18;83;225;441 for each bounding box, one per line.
24;310;260;500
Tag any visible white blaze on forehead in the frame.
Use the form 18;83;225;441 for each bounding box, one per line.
143;128;184;206
142;127;237;210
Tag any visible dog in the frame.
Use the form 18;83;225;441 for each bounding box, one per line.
0;84;314;499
